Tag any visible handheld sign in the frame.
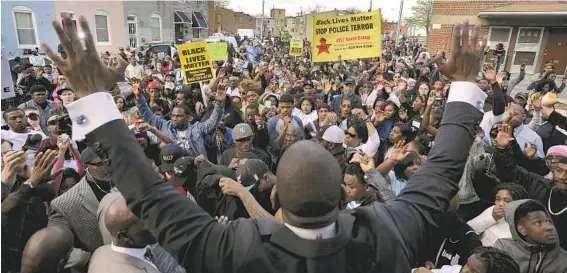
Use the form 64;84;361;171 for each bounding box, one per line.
289;38;303;57
312;10;382;62
207;42;228;61
178;42;214;84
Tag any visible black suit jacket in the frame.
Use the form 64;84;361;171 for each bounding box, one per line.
86;97;482;272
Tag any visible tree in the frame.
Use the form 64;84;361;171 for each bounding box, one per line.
214;0;230;8
405;0;433;35
307;4;326;14
344;7;362;14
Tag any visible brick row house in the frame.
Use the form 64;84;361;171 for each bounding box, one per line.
427;0;567;75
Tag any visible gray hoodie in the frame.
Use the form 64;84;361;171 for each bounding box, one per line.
494;200;567;273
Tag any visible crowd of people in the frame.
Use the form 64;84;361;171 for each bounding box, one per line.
2;11;567;273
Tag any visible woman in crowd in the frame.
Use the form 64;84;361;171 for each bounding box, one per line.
292;96;317;127
467;183;529;247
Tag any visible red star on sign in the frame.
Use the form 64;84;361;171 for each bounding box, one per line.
316;37;331;54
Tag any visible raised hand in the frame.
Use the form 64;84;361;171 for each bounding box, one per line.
484;65;497;84
523;142;537;160
502;103;515;125
495;124;514;149
398;108;408;121
496;71;505;85
29;150;58;186
41;13;127;97
427;95;436;106
349;153;376;173
390;141;409;162
532;93;542;111
433;22;487;82
1;151;27;181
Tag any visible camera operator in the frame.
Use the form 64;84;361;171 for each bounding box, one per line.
1;108;47;167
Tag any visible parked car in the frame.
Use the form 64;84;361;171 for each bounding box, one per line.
139;42;178;60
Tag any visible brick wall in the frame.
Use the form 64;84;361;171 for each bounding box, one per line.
214;8;256;34
426;0;534;54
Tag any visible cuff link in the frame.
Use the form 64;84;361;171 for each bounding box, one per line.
76;115;88;125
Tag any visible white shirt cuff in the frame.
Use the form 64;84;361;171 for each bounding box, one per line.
447;82;488;113
66;92;123;141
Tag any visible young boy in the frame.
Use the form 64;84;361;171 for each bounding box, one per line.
494;199;567;273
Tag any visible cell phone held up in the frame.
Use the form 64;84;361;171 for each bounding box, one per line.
21;133;43;152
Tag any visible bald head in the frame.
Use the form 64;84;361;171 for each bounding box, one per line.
105;196;156;247
276;141;343;228
21;226;73;273
509;103;526;128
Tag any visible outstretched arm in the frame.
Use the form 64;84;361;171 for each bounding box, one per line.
381;23;488;263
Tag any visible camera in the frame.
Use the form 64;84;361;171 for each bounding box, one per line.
57;114;72;136
22;133;43;152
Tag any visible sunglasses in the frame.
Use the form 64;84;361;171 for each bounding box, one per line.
344;130;357;138
47;120;58;126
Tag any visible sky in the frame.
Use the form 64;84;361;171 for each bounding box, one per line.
227;0;419;21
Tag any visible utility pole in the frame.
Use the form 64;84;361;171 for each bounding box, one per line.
394;0;404;49
369;0;372;12
261;0;265;40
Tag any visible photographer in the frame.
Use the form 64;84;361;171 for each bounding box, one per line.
1;108;47;167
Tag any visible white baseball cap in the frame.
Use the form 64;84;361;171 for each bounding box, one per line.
322;125;344;144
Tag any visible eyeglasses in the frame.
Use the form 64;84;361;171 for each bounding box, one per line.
344;130;357;138
47;120;58;126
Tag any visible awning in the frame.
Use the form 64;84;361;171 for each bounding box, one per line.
192;11;209;29
478;3;567;18
174;11;191;24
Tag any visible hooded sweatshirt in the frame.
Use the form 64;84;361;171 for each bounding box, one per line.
494;200;567;273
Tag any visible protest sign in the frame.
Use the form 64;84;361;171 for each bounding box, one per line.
281;30;290;42
312;10;382;62
245;45;263;64
207;42;228;61
289;38;303;57
178;41;214;84
1;48;16;100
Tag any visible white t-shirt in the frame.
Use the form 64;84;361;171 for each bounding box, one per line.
1;129;47;166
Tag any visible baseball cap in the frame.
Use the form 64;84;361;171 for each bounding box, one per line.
81;147;102;164
148;81;161;89
160;144;184;172
303;80;314;87
232;123;254;141
344;78;355;85
168;156;196;187
56;84;74;96
236;159;270;191
322;125;345;144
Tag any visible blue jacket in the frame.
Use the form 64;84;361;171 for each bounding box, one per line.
331;94;363;115
136;97;224;157
267;115;304;152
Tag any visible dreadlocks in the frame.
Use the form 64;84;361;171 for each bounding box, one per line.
494;183;529;201
470;246;519;273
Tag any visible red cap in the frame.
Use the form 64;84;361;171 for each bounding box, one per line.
148;81;161;89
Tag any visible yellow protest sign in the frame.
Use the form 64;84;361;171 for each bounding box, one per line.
207;42;228;61
178;42;214;84
312;10;382;63
289;38;303;56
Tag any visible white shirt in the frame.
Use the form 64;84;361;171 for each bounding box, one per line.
1;129;47;166
227;87;240;97
284;222;336;240
110;243;157;269
29;55;46;67
355;131;381;157
292;108;318;128
513;124;545;158
467;205;512;247
125;64;144;80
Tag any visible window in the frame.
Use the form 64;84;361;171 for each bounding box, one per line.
12;6;38;47
518;29;542;44
60;10;77;29
127;15;138;48
513;51;536;66
193;28;200;39
150;14;162;42
95;10;110;43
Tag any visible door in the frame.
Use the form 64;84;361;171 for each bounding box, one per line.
511;27;544;74
127;15;137;49
542;28;567;76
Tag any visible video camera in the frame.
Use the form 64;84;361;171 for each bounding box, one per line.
57;114;73;136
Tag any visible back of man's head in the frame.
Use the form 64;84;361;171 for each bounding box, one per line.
276;141;342;228
105;196;156;248
21;226;73;273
